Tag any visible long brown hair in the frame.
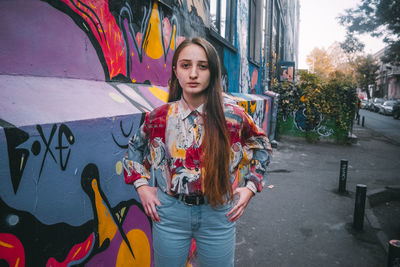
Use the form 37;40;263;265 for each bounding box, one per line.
168;37;232;206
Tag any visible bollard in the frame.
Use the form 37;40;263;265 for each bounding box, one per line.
353;184;367;231
387;240;400;267
357;115;360;125
338;160;348;193
361;116;365;127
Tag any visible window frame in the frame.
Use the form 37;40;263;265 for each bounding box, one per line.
209;0;237;51
248;0;262;66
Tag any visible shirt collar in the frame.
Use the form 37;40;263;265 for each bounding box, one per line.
178;98;204;120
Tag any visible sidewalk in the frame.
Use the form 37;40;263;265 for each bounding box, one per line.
235;123;400;267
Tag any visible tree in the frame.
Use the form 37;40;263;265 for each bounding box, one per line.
328;41;357;79
339;33;365;64
306;44;355;81
306;47;334;78
338;0;400;65
354;55;380;99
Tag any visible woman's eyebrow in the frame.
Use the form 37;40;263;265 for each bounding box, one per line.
178;59;208;63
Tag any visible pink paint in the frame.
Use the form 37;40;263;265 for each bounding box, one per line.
0;233;25;267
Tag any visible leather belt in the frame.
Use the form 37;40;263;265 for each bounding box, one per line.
173;194;205;206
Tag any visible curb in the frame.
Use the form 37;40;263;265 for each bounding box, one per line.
365;186;400;253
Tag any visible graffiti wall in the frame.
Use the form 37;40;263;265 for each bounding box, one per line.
0;0;276;266
0;0;263;93
0;75;272;266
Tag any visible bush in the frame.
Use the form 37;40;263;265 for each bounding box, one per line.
272;71;357;142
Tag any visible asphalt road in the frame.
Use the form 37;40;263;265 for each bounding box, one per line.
235;120;400;267
359;109;400;143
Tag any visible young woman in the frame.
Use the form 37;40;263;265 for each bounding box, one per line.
123;37;272;267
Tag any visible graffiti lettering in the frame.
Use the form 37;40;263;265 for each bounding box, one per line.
55;124;75;171
4;127;30;194
37;124;58;179
4;124;75;193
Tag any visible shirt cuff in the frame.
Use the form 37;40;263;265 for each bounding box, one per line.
246;181;257;195
133;178;149;189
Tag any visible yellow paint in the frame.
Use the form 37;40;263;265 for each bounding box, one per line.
73;247;81;259
15;257;20;267
0;240;13;248
89;3;96;9
148;86;168;103
109;92;126;103
144;1;163;59
170;25;176;49
116;161;123;175
249;102;257;115
85;239;91;251
92;179;117;246
132;78;136;83
238;101;248;112
116;229;151;267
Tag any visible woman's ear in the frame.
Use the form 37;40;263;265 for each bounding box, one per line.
173;66;177;77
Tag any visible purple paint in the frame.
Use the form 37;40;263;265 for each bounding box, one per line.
0;75;141;127
137;85;169;108
0;0;104;81
87;205;153;266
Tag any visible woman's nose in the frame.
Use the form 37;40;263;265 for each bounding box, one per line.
189;67;198;78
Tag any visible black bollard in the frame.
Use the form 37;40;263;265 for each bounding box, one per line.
361;116;365;127
387;240;400;267
338;160;348;193
353;184;367;231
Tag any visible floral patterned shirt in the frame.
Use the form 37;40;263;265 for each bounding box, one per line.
123;98;272;196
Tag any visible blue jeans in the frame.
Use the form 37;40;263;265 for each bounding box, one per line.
153;189;236;267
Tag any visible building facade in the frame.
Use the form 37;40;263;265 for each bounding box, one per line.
373;48;400;99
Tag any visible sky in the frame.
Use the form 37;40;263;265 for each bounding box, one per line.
298;0;386;69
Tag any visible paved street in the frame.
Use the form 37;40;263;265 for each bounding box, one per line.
359;109;400;143
235;120;400;267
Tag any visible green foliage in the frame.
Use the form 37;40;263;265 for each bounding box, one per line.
270;81;302;120
355;55;380;99
272;71;358;142
338;0;400;65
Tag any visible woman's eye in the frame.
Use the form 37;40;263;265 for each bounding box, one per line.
199;65;208;70
181;63;190;69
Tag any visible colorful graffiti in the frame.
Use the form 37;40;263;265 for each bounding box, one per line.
44;0;194;85
0;0;277;266
0;159;152;266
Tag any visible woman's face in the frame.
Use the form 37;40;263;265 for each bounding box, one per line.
174;44;210;106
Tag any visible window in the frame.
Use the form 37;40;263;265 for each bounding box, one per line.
249;0;262;64
210;0;235;44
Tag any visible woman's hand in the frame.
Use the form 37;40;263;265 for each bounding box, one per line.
137;185;162;222
226;187;254;222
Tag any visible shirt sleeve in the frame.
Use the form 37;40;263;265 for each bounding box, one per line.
240;110;273;193
122;114;151;188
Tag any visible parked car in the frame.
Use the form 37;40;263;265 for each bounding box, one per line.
393;101;400;119
372;98;385;112
380;100;398;115
366;99;374;111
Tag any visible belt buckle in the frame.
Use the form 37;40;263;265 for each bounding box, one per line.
182;195;192;206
